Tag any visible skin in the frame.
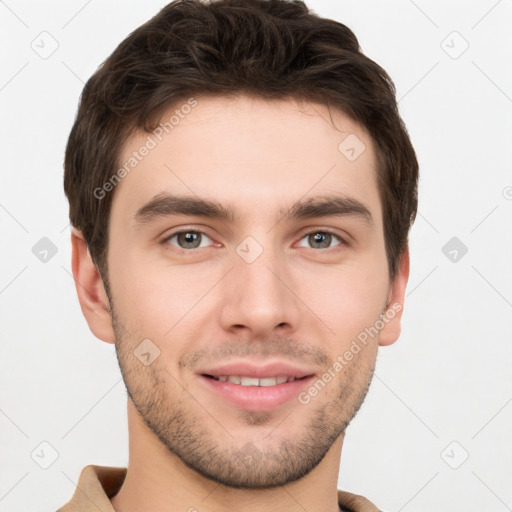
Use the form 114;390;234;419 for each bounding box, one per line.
72;94;409;512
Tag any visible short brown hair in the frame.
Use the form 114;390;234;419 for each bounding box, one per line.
64;0;418;282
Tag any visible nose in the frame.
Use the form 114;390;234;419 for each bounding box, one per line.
218;242;302;340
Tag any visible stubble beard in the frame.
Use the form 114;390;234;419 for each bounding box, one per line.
111;303;377;489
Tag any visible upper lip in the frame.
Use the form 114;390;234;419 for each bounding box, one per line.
198;360;316;379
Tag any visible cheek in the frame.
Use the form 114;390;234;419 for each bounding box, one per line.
295;258;389;345
109;249;218;338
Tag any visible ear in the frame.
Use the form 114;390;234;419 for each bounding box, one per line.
378;247;410;347
71;229;115;344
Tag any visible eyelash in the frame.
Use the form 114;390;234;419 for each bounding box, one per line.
161;228;347;253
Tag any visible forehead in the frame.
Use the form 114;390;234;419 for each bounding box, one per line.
111;94;381;225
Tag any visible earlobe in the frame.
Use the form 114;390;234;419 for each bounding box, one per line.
71;229;116;344
378;248;410;347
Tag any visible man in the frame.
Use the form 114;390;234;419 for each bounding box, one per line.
59;0;418;510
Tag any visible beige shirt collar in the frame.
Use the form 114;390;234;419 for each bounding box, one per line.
57;465;381;512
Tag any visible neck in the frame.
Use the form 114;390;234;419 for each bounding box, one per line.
111;400;344;512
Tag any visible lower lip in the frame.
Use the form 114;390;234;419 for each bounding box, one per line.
198;375;315;412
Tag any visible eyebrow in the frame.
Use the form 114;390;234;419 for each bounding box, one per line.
133;193;373;227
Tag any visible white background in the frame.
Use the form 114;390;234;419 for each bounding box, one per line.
1;1;511;511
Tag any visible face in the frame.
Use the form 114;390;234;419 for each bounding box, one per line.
104;94;397;488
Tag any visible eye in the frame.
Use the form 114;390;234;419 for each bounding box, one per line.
162;228;346;253
164;230;215;250
297;230;344;250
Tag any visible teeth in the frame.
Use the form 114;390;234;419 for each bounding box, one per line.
213;375;297;386
240;376;260;386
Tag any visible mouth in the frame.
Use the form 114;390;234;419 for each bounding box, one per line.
202;374;308;386
197;363;316;412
